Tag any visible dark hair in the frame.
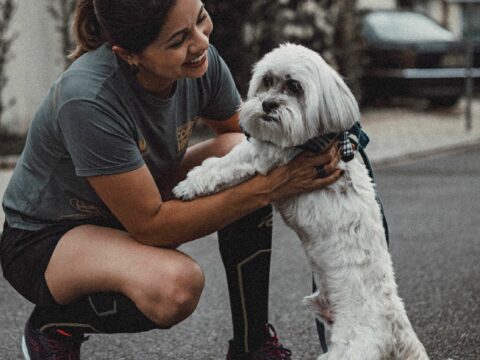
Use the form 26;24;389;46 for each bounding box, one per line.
70;0;177;60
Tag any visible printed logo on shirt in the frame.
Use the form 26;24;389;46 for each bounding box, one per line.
58;199;105;220
176;118;199;154
138;137;148;155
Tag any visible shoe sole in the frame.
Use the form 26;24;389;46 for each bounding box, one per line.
21;336;30;360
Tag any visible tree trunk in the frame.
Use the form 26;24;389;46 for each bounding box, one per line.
47;0;76;69
206;0;256;96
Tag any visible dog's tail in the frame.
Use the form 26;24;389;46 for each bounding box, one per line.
393;310;430;360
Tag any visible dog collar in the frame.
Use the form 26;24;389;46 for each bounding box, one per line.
296;122;369;162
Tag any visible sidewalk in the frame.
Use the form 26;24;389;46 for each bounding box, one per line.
361;99;480;167
1;99;479;226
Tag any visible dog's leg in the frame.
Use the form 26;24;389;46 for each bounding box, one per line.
323;322;386;360
303;291;334;326
312;261;391;360
173;141;259;200
317;353;329;360
392;305;430;360
325;342;383;360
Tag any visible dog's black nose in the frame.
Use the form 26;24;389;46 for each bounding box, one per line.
262;101;279;113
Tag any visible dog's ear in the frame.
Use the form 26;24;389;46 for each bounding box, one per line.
247;60;266;99
307;55;360;134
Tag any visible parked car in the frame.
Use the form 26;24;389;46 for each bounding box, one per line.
360;9;480;107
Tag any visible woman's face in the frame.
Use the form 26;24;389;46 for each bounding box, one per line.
134;0;213;96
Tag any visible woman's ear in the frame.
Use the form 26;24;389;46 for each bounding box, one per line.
112;45;139;66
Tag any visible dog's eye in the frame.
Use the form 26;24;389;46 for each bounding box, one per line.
286;79;303;94
262;76;273;89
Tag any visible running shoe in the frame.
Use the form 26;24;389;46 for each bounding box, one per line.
22;317;88;360
226;323;292;360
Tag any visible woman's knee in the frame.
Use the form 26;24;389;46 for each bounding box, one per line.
134;257;205;327
167;266;204;324
167;259;205;313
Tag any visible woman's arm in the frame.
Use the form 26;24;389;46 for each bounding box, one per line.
168;112;242;188
202;112;242;135
163;113;243;194
87;144;341;248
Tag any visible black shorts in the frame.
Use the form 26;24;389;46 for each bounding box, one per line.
0;219;123;307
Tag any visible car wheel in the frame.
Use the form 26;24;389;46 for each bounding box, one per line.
429;96;460;108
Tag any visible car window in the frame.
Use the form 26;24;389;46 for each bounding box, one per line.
363;11;455;43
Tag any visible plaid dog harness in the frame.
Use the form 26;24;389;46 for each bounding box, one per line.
242;122;369;162
296;122;369;162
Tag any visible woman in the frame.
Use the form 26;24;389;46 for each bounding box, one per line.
0;0;343;359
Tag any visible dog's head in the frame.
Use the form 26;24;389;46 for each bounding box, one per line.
240;43;360;148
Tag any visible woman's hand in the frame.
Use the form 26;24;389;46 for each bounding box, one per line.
259;142;343;203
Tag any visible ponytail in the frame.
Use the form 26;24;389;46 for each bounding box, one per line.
69;0;107;60
69;0;177;60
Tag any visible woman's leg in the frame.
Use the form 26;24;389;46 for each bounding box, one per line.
33;225;205;334
31;132;245;337
218;205;273;354
173;133;277;354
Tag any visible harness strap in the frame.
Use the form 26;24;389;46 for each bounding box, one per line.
296;122;369;162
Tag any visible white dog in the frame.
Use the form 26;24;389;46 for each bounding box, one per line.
173;44;429;360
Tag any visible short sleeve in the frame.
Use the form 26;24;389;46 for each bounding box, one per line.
57;99;145;177
199;46;242;120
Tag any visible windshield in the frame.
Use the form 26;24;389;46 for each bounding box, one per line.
363;11;456;43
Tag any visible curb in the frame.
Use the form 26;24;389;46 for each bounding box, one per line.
371;137;480;169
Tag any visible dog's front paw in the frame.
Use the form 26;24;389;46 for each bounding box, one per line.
173;179;200;201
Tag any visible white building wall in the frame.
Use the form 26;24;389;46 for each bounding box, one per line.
446;4;463;37
2;0;64;134
449;3;465;37
358;0;396;9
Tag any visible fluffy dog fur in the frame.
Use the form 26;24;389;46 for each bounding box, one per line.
173;43;429;360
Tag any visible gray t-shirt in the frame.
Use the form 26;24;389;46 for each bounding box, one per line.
3;44;241;230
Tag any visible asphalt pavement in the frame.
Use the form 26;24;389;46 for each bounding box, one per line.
374;148;480;360
0;101;479;359
0;143;478;360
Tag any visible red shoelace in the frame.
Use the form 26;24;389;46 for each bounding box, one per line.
255;324;292;360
